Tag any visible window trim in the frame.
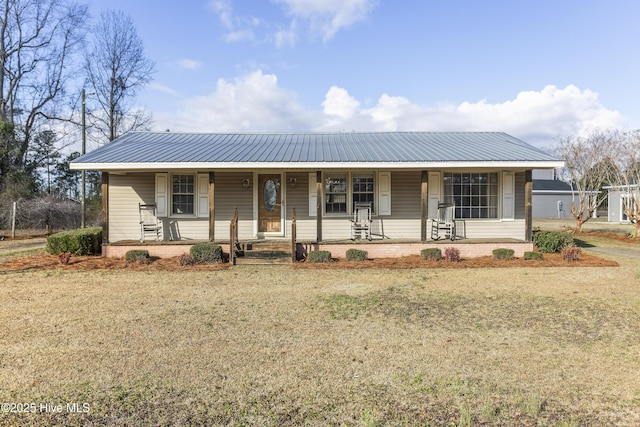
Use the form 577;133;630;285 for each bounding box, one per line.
442;171;500;220
170;173;196;217
321;171;378;217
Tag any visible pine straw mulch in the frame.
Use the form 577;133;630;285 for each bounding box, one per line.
0;252;618;273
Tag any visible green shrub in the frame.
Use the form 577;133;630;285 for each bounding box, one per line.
533;231;574;253
444;247;460;262
125;249;150;264
420;248;442;261
524;251;543;260
46;227;102;255
307;250;332;263
492;248;515;260
346;248;368;261
562;247;581;261
190;243;223;264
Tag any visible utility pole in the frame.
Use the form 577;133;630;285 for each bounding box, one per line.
81;89;86;228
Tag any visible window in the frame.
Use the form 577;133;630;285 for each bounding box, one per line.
352;174;374;212
443;172;498;219
325;174;347;214
172;174;194;215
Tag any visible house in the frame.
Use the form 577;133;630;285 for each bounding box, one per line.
605;184;639;223
70;131;563;259
532;169;574;218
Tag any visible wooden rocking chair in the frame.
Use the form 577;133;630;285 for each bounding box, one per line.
351;202;372;240
139;203;161;242
430;202;456;241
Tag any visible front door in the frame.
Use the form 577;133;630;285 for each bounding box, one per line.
258;174;282;233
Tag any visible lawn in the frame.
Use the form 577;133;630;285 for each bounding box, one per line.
1;246;640;426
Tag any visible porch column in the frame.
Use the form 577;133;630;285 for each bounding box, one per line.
208;171;215;242
525;169;533;242
101;172;109;246
316;171;322;243
421;171;428;242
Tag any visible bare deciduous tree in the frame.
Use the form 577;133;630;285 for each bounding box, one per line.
556;129;616;233
83;9;155;143
610;129;640;237
0;0;88;187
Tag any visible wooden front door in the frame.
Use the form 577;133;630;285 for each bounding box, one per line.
258;174;282;233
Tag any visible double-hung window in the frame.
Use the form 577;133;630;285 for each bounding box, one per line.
324;173;376;215
324;174;347;214
352;174;374;213
443;172;498;219
172;174;194;215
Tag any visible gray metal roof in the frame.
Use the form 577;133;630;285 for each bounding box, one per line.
533;179;573;192
71;131;562;170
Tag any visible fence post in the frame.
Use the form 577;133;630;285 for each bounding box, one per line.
11;201;17;238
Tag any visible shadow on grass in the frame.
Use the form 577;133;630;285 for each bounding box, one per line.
573;238;596;248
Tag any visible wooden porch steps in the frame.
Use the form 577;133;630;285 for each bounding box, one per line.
233;241;293;265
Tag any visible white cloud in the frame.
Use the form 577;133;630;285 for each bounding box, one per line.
152;71;626;149
224;29;255;43
208;0;377;46
274;0;378;42
155;70;312;132
322;86;360;119
147;82;179;97
177;59;202;70
209;0;234;29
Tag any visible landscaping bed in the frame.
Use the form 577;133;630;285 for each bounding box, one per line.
0;251;618;272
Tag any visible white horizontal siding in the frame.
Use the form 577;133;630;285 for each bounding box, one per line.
459;220;526;240
109;173;155;242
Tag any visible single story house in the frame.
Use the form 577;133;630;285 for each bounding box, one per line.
532;169;574;218
70;131;563;260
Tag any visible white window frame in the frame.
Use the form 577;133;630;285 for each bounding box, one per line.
171;173;196;216
312;171;389;217
324;173;348;215
443;171;500;220
352;173;376;214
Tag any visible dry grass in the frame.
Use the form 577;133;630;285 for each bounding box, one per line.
1;256;640;426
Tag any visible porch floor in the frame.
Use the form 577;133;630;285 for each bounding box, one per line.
109;237;527;246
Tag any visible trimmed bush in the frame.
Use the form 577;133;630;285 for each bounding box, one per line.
492;248;515;260
46;227;102;255
420;248;442;261
524;251;543;260
444;247;460;262
178;253;195;266
346;248;368;261
125;249;150;264
307;250;332;263
190;243;223;264
533;231;575;253
562;247;581;261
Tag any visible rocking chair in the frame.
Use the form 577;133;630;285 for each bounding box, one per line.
139;203;161;242
430;202;456;241
351;202;372;240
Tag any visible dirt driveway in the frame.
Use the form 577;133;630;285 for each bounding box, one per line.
0;237;47;257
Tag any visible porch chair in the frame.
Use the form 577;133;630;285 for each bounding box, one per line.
351;202;372;240
139;203;161;242
430;202;456;241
